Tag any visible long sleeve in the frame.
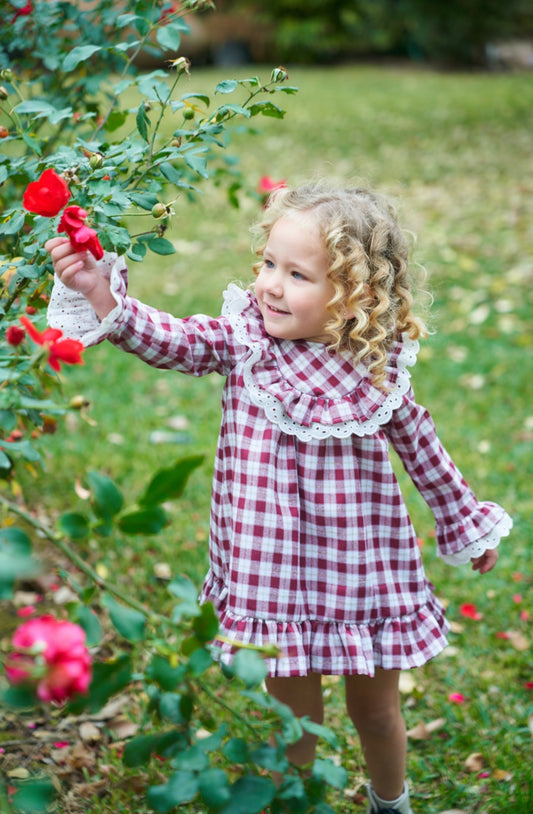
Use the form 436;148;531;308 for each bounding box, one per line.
385;386;512;564
47;253;242;377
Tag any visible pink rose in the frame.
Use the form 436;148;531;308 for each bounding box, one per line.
57;205;104;260
6;615;92;703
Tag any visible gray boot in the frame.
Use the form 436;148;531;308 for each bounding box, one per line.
366;782;414;814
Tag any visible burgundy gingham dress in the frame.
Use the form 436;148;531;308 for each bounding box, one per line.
48;257;512;677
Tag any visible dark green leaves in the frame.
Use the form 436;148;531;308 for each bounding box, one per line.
139;455;204;506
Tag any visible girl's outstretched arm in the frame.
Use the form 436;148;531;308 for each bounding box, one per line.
45;237;116;320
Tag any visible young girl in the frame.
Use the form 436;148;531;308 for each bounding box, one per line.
46;183;512;814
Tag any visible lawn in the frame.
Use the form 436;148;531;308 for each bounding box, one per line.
5;64;533;813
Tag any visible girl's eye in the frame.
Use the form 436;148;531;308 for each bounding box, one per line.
291;271;306;281
263;258;274;269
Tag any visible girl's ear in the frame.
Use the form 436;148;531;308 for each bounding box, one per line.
342;304;355;320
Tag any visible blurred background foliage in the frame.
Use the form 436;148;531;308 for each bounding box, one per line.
180;0;533;68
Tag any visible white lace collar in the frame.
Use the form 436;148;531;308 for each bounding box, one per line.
222;283;419;441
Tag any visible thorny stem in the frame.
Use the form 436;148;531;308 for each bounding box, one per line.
0;493;158;624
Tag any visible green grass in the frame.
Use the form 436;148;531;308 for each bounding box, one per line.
9;65;533;813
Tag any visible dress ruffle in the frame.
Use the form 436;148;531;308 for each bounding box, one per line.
203;576;449;677
222;283;419;441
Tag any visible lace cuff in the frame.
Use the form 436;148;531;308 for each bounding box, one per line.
438;512;513;566
47;252;127;346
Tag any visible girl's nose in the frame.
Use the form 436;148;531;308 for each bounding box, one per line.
265;269;283;297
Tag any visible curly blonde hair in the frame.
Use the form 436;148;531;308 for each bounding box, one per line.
252;182;428;389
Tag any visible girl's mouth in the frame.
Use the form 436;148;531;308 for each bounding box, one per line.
265;302;288;315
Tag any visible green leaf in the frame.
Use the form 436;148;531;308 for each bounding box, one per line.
0;551;39;599
123;730;186;768
215;80;238;95
193;602;219;642
118;505;168;535
220;775;276;814
198;768;231;809
104;109;129;132
139;455;204;506
222;738;249;763
58;512;90;540
172;744;208;772
168;574;198;604
22;133;42;154
130;192;159;211
181;92;210;106
102;594;147;642
74;604;102;647
156;24;182;52
312;758;348;790
231;649;268;688
146;654;187;691
159;692;188;724
0;211;26;236
301;717;339;749
0;527;32;554
1;684;38;709
136;102;150;141
147;771;199;812
187;647;213;677
147;236;176;255
248;101;285;119
184;150;208;178
11;778;56;813
251;743;289;773
87;470;124;519
14;100;73;124
63;45;102;71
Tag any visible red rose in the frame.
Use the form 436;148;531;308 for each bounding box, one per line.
5;615;91;703
57;205;104;260
19;316;85;372
23;168;71;217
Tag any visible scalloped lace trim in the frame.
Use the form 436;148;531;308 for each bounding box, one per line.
438;512;513;565
222;283;419;441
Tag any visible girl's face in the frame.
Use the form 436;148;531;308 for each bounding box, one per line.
255;211;335;343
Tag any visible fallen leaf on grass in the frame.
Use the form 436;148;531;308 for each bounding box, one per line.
465;752;485;772
79;722;101;743
492;768;513;781
106;716;138;740
407;717;446;740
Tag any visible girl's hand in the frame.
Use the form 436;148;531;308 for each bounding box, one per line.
45;237;101;297
45;237;116;320
471;548;498;574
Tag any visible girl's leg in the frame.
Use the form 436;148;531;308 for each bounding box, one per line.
265;673;324;766
345;669;406;801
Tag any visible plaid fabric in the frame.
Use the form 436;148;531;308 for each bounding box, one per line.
51;270;511;677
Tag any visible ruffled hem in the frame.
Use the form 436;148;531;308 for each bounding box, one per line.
222;283;419;441
201;578;450;677
438;511;513;565
436;503;513;561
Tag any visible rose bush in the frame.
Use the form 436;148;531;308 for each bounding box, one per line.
0;2;346;812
